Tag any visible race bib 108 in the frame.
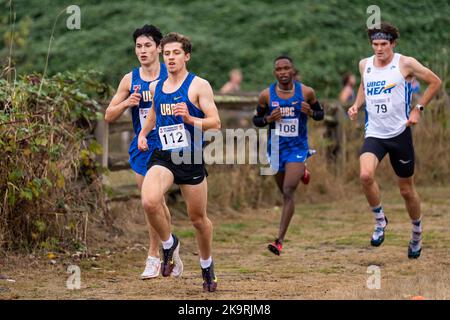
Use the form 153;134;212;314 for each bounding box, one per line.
275;118;299;137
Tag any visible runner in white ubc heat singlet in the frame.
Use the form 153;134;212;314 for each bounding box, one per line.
347;22;441;259
363;53;412;139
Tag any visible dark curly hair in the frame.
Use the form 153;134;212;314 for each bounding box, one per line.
367;22;399;43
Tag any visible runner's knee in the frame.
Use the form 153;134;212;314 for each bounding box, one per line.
142;195;164;215
399;184;415;200
190;215;210;231
282;185;296;201
360;171;375;186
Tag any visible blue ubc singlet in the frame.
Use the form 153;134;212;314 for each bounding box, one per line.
128;63;168;176
267;81;310;172
153;73;205;154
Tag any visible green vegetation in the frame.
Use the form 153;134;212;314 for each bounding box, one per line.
176;229;196;239
0;0;449;252
0;70;111;251
215;223;249;243
1;0;449;95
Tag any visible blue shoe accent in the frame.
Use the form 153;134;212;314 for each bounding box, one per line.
372;206;383;214
370;216;388;247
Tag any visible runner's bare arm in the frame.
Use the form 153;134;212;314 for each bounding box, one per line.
174;78;221;131
137;81;158;151
402;56;442;127
354;82;365;108
355;59;368;110
402;56;442;107
141;81;158;137
141;102;156;136
137;104;156;151
105;73;141;122
301;85;324;121
348;59;367;120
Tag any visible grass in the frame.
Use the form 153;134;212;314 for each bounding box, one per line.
236;267;258;275
316;266;346;275
176;229;196;239
1;183;450;299
215;223;249;243
220;223;248;232
422;231;450;248
335;233;370;246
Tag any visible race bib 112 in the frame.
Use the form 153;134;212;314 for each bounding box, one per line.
158;123;189;150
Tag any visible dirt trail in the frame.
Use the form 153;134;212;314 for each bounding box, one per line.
1;185;449;300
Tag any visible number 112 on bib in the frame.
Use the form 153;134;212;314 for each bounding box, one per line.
159;124;189;150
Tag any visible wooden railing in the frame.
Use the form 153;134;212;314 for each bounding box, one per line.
95;93;259;171
95;94;352;176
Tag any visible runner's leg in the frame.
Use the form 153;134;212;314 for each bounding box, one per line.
359;152;381;207
141;165;174;242
277;162;305;243
180;179;212;260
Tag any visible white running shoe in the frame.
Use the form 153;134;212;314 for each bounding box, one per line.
140;256;161;280
171;243;184;278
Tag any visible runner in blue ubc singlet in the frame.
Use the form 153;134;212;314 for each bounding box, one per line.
128;63;167;175
149;72;207;185
267;80;309;171
154;73;204;152
105;25;176;280
138;33;220;292
253;55;324;256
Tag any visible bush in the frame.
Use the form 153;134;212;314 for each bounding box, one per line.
0;69;112;252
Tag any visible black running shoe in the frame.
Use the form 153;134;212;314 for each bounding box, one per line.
161;234;180;277
408;239;422;259
202;261;218;292
371;216;388;247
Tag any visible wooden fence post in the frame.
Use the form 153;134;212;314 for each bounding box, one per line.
336;104;347;175
95;118;109;168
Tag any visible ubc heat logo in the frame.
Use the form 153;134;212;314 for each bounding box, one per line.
366;80;396;96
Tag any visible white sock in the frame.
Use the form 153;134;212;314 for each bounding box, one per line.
411;217;422;250
161;234;174;250
147;255;159;261
372;205;386;228
200;256;212;269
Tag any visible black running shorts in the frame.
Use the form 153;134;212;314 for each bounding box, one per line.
360;127;415;178
147;149;208;185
